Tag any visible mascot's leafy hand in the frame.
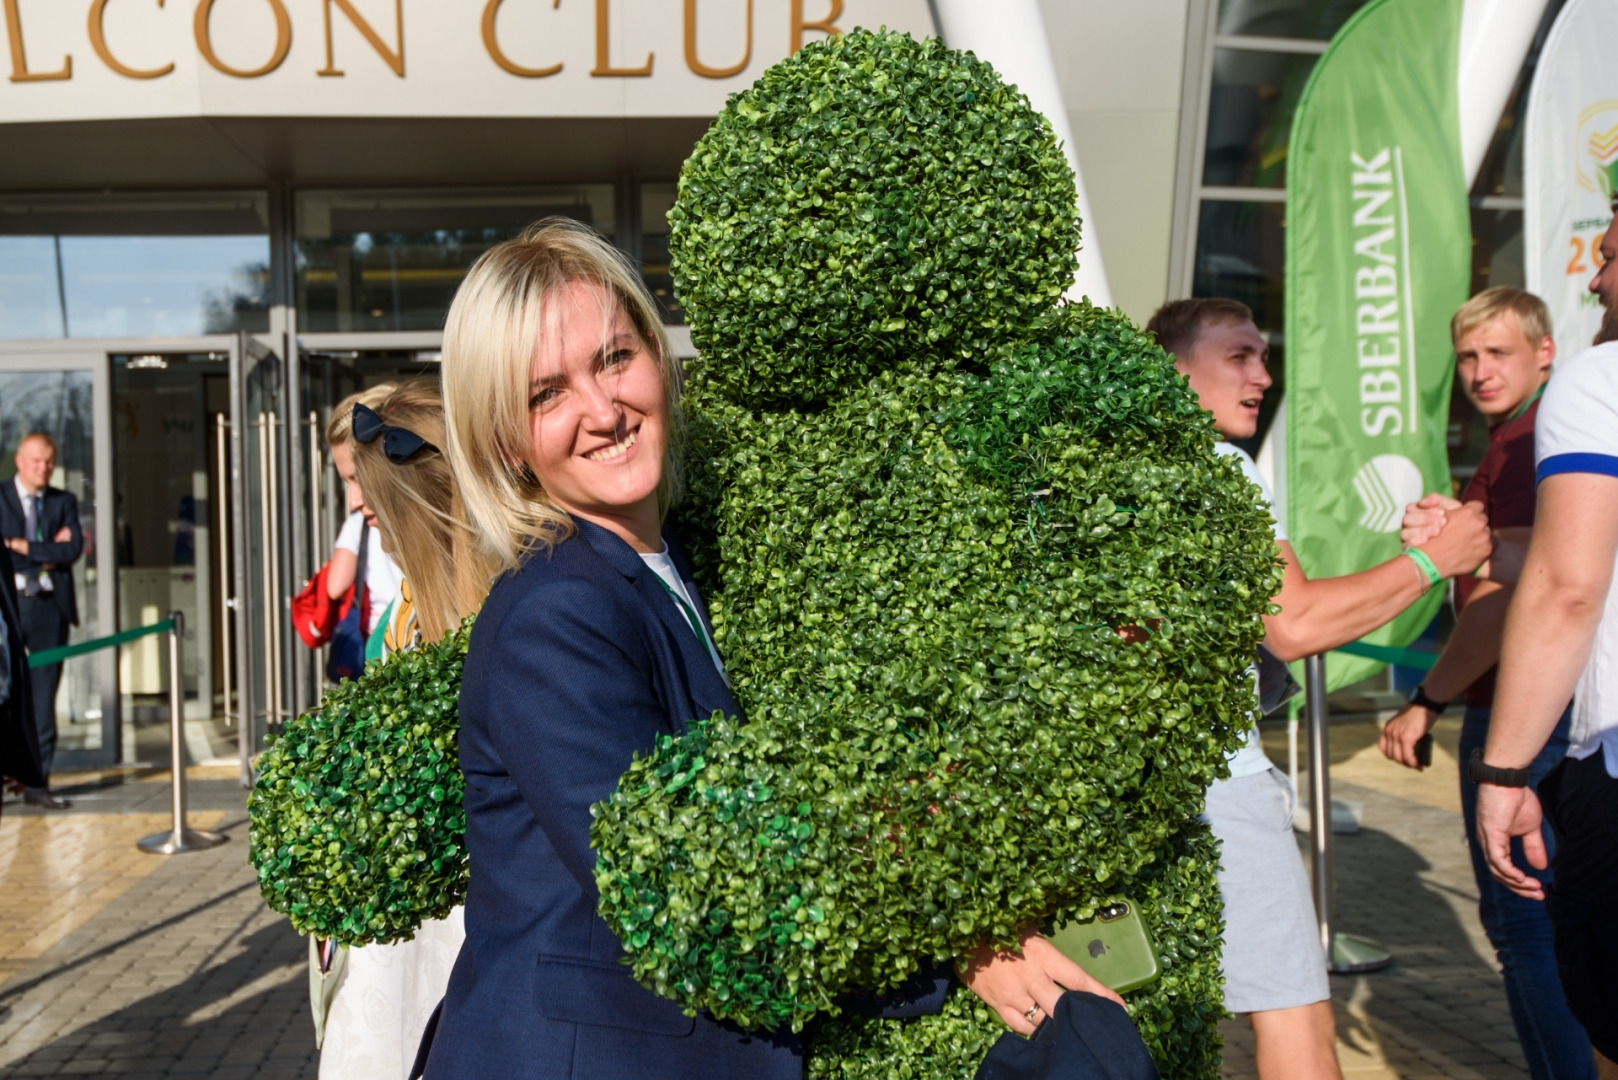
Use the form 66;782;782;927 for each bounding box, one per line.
249;620;471;946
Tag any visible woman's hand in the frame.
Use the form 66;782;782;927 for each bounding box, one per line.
959;925;1125;1036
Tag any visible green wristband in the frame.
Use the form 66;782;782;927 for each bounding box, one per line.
1405;547;1443;589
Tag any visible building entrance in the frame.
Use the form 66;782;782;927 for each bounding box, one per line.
0;334;291;778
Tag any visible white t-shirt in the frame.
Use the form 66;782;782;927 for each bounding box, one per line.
639;546;728;682
1533;341;1618;776
334;511;405;635
1214;443;1287;779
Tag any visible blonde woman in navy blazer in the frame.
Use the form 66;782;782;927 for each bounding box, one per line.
424;220;1121;1079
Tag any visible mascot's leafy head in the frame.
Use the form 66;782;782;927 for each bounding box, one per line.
670;29;1081;408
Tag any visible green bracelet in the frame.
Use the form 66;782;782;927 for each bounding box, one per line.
1405;547;1443;589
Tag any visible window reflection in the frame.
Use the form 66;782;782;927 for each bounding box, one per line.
640;183;681;324
1217;0;1372;40
0;193;269;340
1194;199;1285;332
1204;49;1317;188
295;187;616;333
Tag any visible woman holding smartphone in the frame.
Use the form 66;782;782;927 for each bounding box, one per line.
422;220;1117;1079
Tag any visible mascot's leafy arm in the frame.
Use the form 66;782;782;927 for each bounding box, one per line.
248;620;471;947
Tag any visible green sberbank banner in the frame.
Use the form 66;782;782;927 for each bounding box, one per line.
1285;0;1472;690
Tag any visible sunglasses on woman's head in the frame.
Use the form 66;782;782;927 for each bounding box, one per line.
352;402;438;463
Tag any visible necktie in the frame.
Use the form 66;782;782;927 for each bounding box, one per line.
22;494;42;596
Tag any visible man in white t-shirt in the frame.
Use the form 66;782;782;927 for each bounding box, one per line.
1146;299;1492;1080
1478;208;1618;1078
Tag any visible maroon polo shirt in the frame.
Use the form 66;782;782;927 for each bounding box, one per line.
1453;395;1541;707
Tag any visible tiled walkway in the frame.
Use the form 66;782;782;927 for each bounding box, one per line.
0;718;1542;1078
0;768;315;1078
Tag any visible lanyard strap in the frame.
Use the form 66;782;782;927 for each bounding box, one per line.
652;574;720;670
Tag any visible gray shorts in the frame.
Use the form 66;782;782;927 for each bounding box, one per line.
1201;767;1331;1013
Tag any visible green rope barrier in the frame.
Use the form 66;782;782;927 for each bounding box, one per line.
1331;639;1438;672
27;618;174;669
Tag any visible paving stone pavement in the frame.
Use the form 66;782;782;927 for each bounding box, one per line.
0;716;1547;1078
0;770;316;1078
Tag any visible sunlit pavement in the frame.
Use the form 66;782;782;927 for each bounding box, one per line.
0;720;1528;1079
0;766;314;1078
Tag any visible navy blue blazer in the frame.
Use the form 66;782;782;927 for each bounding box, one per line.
0;483;84;625
424;520;802;1080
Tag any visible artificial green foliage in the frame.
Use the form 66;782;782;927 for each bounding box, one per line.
591;27;1282;1079
668;29;1079;408
248;621;471;946
591;309;1279;1041
804;827;1227;1080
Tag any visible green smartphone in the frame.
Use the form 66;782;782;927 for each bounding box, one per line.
1048;899;1161;994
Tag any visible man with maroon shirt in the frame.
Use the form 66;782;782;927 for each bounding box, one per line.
1380;287;1593;1078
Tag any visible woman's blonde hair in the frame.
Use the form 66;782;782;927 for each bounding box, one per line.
351;378;497;640
441;218;680;570
327;383;398;447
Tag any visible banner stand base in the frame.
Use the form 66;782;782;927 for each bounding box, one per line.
1328;932;1392;974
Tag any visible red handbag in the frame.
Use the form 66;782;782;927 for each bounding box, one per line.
292;562;357;649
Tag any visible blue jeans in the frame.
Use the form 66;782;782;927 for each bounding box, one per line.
1460;705;1594;1080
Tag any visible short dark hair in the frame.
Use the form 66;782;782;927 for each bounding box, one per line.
1144;298;1255;359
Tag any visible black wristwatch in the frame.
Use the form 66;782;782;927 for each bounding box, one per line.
1467;748;1530;787
1407;684;1449;714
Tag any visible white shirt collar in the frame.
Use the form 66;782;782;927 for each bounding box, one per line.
12;475;42;505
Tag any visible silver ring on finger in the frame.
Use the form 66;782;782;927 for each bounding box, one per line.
1023;1004;1042;1023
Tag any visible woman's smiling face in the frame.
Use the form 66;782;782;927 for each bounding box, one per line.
526;280;668;550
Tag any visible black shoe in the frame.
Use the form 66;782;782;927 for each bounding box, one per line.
23;788;70;810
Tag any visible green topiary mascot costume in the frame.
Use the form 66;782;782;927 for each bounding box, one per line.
589;28;1281;1080
248;27;1282;1079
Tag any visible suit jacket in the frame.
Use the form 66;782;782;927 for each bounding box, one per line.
0;482;84;625
424;520;802;1080
0;568;44;791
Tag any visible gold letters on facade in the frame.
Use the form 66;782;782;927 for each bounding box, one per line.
318;0;403;78
591;0;650;77
683;0;749;79
481;0;562;78
4;0;72;82
790;0;842;53
1;0;833;86
89;0;173;79
193;0;291;78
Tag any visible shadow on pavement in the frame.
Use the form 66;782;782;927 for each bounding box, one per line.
3;922;316;1079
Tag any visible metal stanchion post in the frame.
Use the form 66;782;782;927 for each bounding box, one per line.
1304;653;1389;973
138;612;228;855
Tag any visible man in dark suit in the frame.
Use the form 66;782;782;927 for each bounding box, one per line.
1;432;83;809
0;565;45;820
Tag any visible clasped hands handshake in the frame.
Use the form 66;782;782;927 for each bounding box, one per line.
1378;493;1520;770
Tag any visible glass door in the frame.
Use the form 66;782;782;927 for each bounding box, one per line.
0;349;119;768
230;331;293;784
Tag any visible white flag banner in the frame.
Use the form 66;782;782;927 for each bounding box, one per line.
1525;0;1618;360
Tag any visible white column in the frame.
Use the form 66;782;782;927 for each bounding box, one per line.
1458;0;1549;186
930;0;1112;307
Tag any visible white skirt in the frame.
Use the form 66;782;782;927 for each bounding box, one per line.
319;907;465;1080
